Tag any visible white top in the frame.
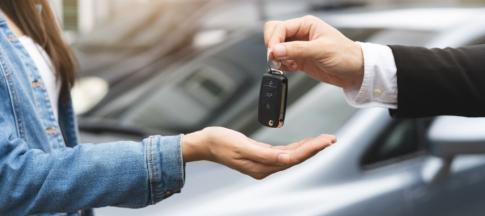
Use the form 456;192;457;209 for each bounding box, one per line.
19;36;61;119
343;42;398;109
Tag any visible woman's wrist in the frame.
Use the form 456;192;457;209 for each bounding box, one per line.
181;130;211;162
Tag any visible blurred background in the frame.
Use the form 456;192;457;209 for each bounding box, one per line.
51;0;485;215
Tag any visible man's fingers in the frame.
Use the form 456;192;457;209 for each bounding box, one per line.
282;16;317;40
263;21;276;47
278;134;336;165
265;16;320;48
282;59;300;71
269;22;287;49
272;41;320;60
264;21;284;48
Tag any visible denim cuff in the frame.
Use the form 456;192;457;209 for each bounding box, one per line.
144;135;185;204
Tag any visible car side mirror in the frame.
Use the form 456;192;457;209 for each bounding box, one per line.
426;116;485;182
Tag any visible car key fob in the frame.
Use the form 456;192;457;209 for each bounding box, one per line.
258;67;288;128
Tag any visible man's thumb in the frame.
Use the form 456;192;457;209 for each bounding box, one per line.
272;41;317;60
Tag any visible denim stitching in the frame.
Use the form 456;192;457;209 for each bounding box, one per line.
14;36;66;148
178;135;185;188
154;136;161;200
147;136;155;204
0;50;23;138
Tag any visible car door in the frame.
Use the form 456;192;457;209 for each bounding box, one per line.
406;157;485;216
356;119;485;216
405;123;485;215
329;119;431;216
405;33;485;216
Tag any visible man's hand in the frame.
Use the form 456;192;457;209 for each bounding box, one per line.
182;127;336;180
265;15;365;90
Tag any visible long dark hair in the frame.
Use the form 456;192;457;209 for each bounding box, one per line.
0;0;77;100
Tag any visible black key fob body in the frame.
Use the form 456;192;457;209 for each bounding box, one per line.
258;69;288;128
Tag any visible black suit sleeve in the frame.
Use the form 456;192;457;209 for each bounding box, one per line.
388;45;485;118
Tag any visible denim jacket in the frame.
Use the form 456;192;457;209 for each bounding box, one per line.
0;14;184;216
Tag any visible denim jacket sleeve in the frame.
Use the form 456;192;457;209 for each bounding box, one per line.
0;114;185;214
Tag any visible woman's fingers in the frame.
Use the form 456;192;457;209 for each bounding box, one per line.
278;134;336;165
235;134;336;180
239;134;336;166
239;140;288;166
236;159;287;180
203;128;337;180
273;138;312;150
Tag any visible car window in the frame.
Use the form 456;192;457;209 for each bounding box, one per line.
367;29;435;46
467;36;485;45
361;119;431;168
119;62;247;131
340;28;383;41
340;28;435;46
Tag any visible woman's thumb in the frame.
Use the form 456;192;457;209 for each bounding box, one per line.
272;41;318;60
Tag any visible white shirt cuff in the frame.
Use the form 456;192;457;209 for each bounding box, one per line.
344;42;398;109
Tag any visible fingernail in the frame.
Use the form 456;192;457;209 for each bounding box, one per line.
320;134;337;144
271;60;282;69
329;136;337;144
278;153;290;164
273;44;287;58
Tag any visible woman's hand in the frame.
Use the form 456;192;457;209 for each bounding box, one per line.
264;15;364;90
182;127;336;180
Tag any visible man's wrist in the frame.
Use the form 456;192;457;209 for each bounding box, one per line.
349;41;365;90
340;41;365;90
343;42;398;108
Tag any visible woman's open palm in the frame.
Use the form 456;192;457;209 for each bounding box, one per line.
183;127;336;180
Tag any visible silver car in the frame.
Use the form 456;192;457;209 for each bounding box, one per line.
96;7;485;216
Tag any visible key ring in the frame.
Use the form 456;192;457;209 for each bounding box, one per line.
267;48;284;75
